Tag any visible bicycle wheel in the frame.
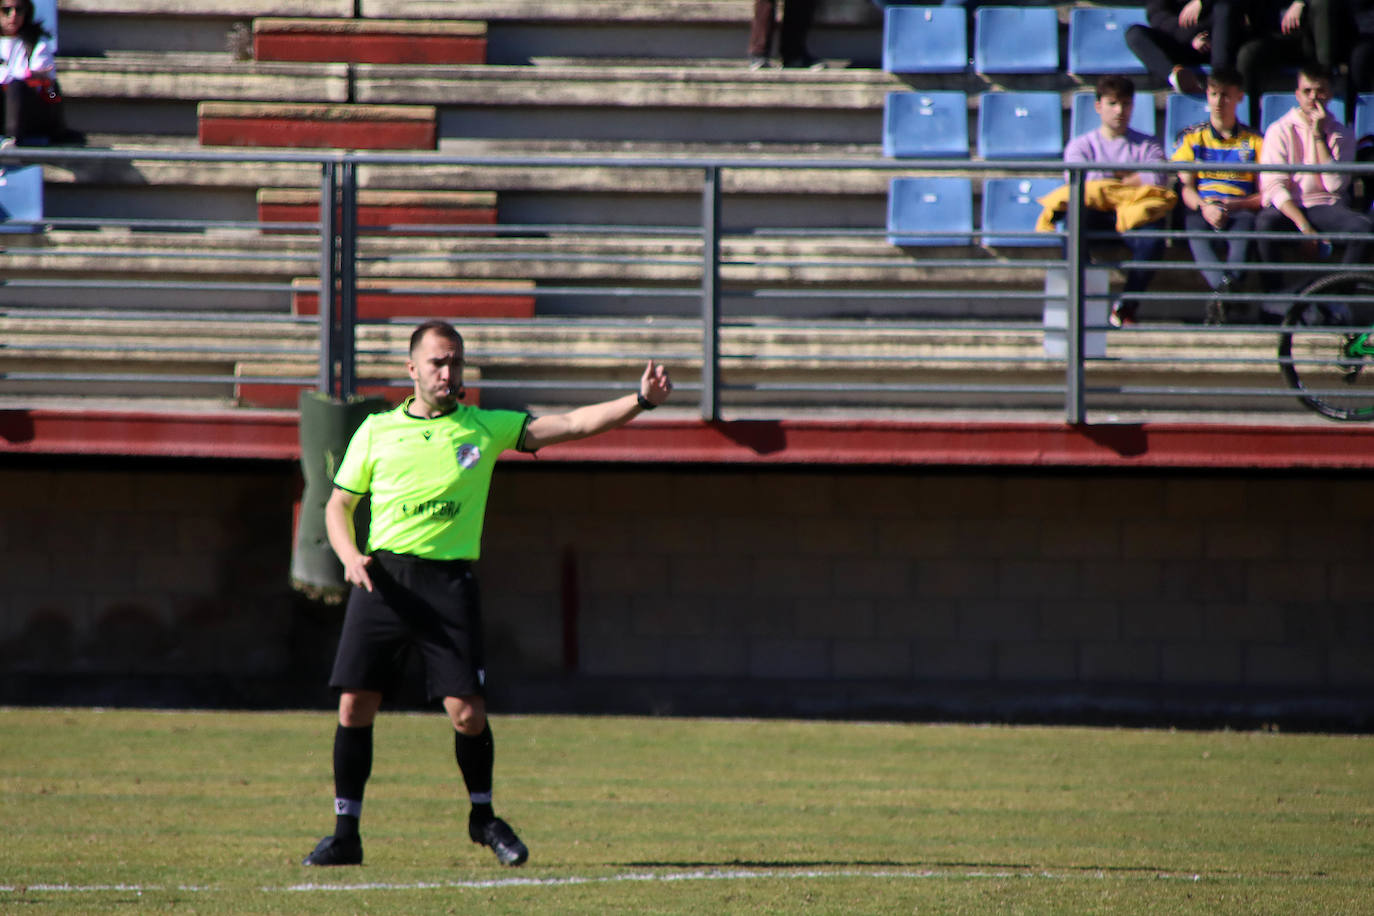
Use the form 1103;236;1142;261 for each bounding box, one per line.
1278;271;1374;421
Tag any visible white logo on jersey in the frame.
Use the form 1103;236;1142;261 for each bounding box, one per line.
456;443;481;469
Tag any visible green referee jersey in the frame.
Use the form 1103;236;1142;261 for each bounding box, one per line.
333;398;531;560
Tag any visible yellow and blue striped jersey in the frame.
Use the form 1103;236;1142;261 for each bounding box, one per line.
1170;120;1263;200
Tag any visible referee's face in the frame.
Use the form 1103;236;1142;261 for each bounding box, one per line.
407;330;464;417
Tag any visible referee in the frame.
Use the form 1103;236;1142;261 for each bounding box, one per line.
302;319;672;868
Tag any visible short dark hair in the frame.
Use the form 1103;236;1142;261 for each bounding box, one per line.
1298;62;1332;85
1207;67;1243;91
409;319;463;355
1095;74;1136;101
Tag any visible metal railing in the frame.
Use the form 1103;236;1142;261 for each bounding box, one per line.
2;145;1372;424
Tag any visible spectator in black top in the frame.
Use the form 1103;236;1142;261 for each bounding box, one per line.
1234;0;1341;128
1127;0;1243;95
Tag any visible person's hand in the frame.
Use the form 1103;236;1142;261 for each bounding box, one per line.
343;553;374;592
1281;0;1305;34
1178;0;1203;28
1192;30;1210;53
1201;199;1228;229
639;360;672;407
1307;103;1328;136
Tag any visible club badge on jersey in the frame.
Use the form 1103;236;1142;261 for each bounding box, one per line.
456;443;481;469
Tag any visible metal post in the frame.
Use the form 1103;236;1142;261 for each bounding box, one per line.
1065;167;1085;424
700;166;722;421
338;159;359;399
316;160;338;396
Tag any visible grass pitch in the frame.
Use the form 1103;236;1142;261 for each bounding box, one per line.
2;708;1372;914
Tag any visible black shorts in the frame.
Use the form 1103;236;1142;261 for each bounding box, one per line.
329;550;485;701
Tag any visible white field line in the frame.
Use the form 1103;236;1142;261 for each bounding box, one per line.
0;868;1211;894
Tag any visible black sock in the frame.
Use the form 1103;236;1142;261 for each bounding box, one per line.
454;723;495;823
333;723;373;838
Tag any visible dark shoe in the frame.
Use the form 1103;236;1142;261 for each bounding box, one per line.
1204;295;1228;325
302;834;363;866
782;55;826;70
1168;65;1204;95
1109;298;1138;328
470;815;528;867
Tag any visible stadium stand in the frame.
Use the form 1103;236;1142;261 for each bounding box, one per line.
31;0;57;47
976;91;1064;160
980;176;1062;247
882;90;970;158
973;6;1059;75
1065;6;1148;76
1357;94;1374;139
0;166;45;233
886;176;973;246
1162;91;1209;154
252;18;488;64
0;0;1284;416
1258;92;1346;132
1069;88;1156;140
881;5;967;74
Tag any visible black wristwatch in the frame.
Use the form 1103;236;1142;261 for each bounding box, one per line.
636;393;657;410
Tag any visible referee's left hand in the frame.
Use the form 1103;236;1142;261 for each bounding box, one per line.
640;361;672;408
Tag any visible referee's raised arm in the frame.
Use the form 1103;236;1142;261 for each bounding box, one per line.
521;360;672;451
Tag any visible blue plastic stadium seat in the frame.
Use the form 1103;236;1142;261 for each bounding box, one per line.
883;6;968;73
1067;7;1148;75
1355;94;1374;140
883;91;970;158
0;165;45;234
1164;92;1246;155
973;6;1059;74
32;0;57;50
1259;92;1346;132
1070;89;1157;140
981;177;1062;247
977;91;1063;160
887;177;973;246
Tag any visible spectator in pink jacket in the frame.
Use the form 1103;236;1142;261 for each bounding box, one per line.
1254;64;1369;308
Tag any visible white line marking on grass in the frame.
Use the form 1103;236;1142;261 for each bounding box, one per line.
0;868;1216;896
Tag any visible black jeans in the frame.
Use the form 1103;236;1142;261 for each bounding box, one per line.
749;0;816;61
1255;203;1372;293
1;79;62;142
1124;8;1239;86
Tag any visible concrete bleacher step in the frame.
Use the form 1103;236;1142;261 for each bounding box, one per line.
257;188;499;231
59;54;349;102
0;229;1051;290
198;102;438;150
353;62;899;111
0;310;1290;411
355;0;880;25
252;18;487;64
288;277;537;320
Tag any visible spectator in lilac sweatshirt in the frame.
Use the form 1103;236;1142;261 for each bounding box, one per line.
1063;75;1170;326
1255;64;1370;310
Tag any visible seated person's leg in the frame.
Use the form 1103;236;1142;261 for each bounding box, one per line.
1125;25;1203;89
1305;204;1373;265
1255;205;1298;295
3;80;56;144
1221;210;1257;285
1184;208;1228;291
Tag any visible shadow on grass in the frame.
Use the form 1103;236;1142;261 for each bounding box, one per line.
617;859;1193;875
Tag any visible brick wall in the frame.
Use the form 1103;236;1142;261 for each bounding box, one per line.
481;466;1374;691
2;461;1372;708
